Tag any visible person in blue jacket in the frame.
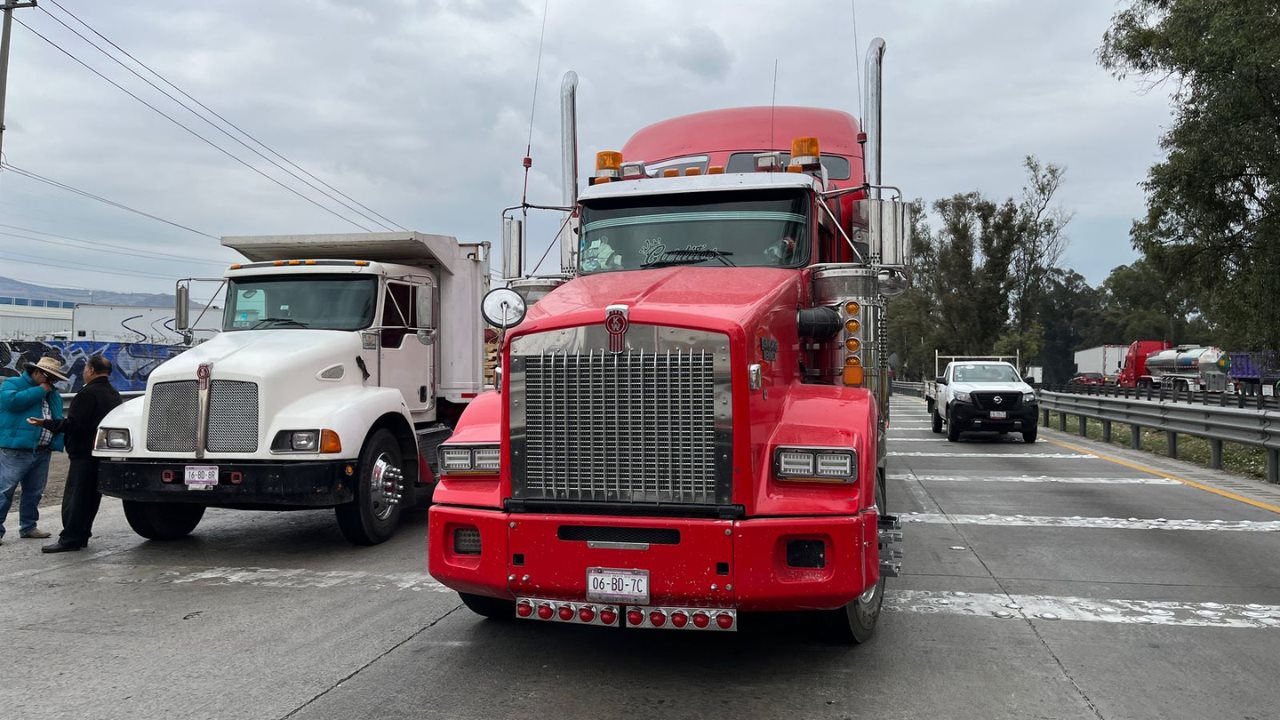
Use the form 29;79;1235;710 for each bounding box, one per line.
0;356;68;544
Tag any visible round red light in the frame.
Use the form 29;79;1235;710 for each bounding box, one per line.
537;604;554;620
670;611;689;628
600;608;618;625
578;607;596;623
715;613;734;629
692;612;710;628
649;611;667;627
558;605;575;621
626;610;645;626
516;601;533;618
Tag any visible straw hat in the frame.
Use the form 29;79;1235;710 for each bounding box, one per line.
26;356;69;383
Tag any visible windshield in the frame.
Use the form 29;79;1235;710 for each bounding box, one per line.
223;275;377;331
953;364;1022;383
578;190;809;273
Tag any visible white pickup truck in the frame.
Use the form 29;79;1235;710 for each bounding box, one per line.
929;359;1039;443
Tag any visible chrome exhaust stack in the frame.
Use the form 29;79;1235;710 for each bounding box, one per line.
559;70;579;274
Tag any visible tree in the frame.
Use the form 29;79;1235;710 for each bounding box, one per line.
1100;0;1280;348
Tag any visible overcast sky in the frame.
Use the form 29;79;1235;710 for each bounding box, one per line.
0;0;1172;297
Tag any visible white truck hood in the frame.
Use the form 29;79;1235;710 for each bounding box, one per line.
150;329;362;384
951;381;1033;394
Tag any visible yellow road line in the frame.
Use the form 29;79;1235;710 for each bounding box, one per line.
1047;438;1280;516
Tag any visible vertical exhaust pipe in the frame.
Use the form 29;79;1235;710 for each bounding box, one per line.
559;71;579;274
863;38;885;201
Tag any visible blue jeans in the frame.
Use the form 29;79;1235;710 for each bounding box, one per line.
0;447;52;538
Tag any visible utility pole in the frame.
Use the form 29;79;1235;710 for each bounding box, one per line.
0;0;38;164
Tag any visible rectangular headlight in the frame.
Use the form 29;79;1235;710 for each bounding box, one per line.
472;447;501;472
775;447;857;482
440;447;473;472
291;430;319;451
815;452;853;477
778;450;815;476
96;428;131;451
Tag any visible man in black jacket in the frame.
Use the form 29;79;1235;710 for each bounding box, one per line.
27;355;122;553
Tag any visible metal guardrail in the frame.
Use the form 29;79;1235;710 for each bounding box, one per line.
1039;390;1280;483
1049;382;1279;411
892;381;925;398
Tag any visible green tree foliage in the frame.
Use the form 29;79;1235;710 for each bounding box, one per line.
1100;0;1280;348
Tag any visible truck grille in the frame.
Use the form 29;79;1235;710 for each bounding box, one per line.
514;349;725;505
146;381;198;452
972;392;1023;410
145;379;259;453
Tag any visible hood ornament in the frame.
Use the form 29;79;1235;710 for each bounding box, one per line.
605;304;629;354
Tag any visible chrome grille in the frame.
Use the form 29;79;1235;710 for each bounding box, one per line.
208;380;259;452
146;381;198;452
516;349;722;505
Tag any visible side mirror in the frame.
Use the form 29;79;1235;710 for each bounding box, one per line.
416;287;435;329
858;198;912;268
175;284;190;332
416;329;437;346
481;287;528;329
503;218;524;280
935;376;946;385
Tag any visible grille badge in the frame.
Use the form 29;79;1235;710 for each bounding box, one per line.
604;304;629;354
196;362;212;390
993;395;1003;405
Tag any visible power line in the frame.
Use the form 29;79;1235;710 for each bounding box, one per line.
0;223;232;264
12;17;376;232
0;229;231;266
0;246;187;280
1;161;220;239
39;2;402;233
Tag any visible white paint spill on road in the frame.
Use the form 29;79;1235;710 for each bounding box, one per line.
886;590;1280;629
99;564;456;593
901;513;1280;532
889;474;1178;485
890;452;1098;459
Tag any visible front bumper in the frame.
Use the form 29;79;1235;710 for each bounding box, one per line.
951;400;1038;432
98;458;356;508
428;505;879;613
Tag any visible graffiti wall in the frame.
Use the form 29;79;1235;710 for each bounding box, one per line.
0;341;186;393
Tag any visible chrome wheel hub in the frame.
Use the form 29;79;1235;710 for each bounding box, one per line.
369;453;404;521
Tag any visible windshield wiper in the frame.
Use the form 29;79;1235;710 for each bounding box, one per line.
640;249;736;268
249;317;310;329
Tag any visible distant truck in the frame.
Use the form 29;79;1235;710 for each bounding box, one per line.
71;304;223;344
1116;340;1229;392
1073;344;1125;383
94;232;488;545
1228;351;1280;396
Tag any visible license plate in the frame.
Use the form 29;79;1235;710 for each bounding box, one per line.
184;465;219;490
989;410;1007;420
586;568;649;604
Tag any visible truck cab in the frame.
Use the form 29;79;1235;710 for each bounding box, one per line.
95;232;487;545
931;360;1038;443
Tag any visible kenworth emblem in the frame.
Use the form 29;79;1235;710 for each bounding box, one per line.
604;304;630;353
196;362;212;391
993;395;1003;405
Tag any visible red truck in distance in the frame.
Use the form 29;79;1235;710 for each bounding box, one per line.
428;40;909;643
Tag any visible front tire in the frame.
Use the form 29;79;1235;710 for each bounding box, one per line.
336;428;406;545
946;407;961;442
122;501;205;541
931;408;943;434
828;471;887;644
460;592;515;620
1023;426;1038;443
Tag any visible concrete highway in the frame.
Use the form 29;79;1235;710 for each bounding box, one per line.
3;395;1279;720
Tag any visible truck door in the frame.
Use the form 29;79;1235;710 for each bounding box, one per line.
379;279;436;421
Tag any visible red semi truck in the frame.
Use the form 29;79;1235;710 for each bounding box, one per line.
428;41;908;642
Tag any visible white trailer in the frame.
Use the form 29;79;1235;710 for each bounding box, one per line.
72;304;223;344
1073;344;1126;381
95;232;488;545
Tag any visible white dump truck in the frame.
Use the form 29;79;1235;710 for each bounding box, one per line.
95;232;488;544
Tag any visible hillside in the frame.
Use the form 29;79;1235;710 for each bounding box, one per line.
0;276;178;307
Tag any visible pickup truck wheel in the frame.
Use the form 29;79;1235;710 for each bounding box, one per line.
336;429;405;546
459;592;515;620
122;500;205;541
1022;426;1038;443
827;471;887;644
946;408;961;442
931;408;943;434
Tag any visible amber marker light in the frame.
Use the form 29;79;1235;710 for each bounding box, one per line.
846;319;861;333
595;150;623;177
846;338;861;352
791;136;820;159
320;430;342;453
845;301;861;315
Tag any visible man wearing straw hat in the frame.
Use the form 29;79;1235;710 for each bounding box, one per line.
0;356;68;545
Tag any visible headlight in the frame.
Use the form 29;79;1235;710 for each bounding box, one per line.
1023;392;1036;403
96;428;131;451
774;447;857;482
270;429;341;453
438;445;501;475
954;390;972;403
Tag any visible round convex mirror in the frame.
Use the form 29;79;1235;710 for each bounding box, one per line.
481;287;528;329
877;268;909;298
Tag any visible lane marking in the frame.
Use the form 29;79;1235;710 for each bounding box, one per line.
889;438;949;442
890;450;1100;456
1048;438;1280;516
902;512;1280;532
890;474;1178;485
90;564;456;593
886;590;1280;629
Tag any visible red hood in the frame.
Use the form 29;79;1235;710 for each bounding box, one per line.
523;267;800;334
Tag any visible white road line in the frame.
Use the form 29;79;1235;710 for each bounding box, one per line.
901;513;1280;532
889;438;949;442
889;452;1098;458
94;564;456;593
886;590;1280;629
889;475;1177;485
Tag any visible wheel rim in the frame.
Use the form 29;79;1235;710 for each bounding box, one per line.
368;452;404;522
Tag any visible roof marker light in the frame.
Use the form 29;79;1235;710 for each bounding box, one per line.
662;168;680;178
595;150;623;178
790;136;821;168
707;166;725;175
620;161;647;179
684;167;702;176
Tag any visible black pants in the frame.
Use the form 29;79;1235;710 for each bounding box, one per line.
58;457;101;546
